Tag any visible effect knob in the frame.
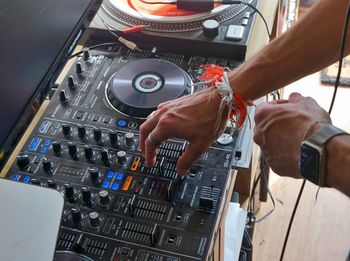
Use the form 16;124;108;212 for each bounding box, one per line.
67;75;76;89
98;190;110;206
89;167;101;185
77;125;87;139
52;141;63;156
42;157;53;173
84;145;95;162
89;212;100;227
101;149;111;166
76;62;83;74
125;132;135;147
83;48;90;61
47;179;57;189
71;207;82;224
59;90;69;104
93;128;103;143
82;187;94;206
117;150;127;165
64;183;77;203
16;153;30;169
202;19;219;38
109;130;118;147
68;142;78;160
62;123;72;137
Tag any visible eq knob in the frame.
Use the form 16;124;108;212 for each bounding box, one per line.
101;148;111;166
89;212;100;227
47;179;57;189
64;183;77;203
62;123;72;137
202;19;219;38
59;90;69;104
109;130;118;147
67;75;76;89
68;142;78;160
117;150;127;165
93;128;103;143
42;157;53;173
98;190;110;206
16;153;30;169
77;125;87;139
125;132;135;147
76;62;83;74
81;187;94;206
89;167;101;185
71;207;82;224
84;145;95;162
52;140;63;156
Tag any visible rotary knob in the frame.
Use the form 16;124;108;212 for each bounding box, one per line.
68;142;78;160
76;62;83;74
117;150;127;165
30;177;41;186
62;123;72;137
89;167;101;185
64;183;77;203
84;145;95;162
47;179;57;189
125;132;135;147
59;90;69;104
101;148;111;166
202;19;219;38
67;75;76;89
109;130;118;147
93;128;103;143
98;190;110;206
52;140;63;156
82;187;94;206
83;48;90;61
42;157;53;173
89;212;100;227
16;153;30;169
71;207;82;224
77;125;87;139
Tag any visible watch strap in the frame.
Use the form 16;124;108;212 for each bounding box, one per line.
308;124;348;146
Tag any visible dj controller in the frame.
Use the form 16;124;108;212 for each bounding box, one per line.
4;0;257;260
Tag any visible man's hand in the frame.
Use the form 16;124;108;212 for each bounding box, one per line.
253;92;331;178
139;88;229;176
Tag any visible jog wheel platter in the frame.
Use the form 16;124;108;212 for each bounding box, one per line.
106;59;192;118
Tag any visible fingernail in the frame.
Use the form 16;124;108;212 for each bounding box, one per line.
176;167;189;176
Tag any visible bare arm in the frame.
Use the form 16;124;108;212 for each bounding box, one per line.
231;0;350;100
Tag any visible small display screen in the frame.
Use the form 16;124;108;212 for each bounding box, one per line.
300;143;320;184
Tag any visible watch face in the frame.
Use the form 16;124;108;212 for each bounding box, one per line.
300;143;321;185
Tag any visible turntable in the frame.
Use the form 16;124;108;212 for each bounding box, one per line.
90;0;258;59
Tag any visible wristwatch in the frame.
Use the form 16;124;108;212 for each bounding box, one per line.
300;124;348;187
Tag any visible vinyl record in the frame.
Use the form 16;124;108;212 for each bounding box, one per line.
106;59;192;118
53;251;93;261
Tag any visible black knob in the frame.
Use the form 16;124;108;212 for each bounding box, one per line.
199;196;214;210
64;183;77;203
52;140;62;156
109;130;118;147
117;150;127;165
101;148;111;166
84;145;95;162
62;123;72;137
93;128;103;143
98;190;110;206
89;167;101;185
71;207;82;224
202;19;219;38
81;187;94;206
67;75;76;89
59;90;69;104
73;233;89;253
77;125;87;139
47;179;57;188
16;153;30;169
42;157;53;173
76;62;83;74
125;132;135;147
30;177;41;185
89;212;100;227
83;48;90;61
68;142;78;160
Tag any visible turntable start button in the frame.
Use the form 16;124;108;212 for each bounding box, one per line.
128;121;138;129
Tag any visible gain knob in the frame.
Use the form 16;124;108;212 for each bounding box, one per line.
89;212;100;227
125;132;135;147
98;190;110;206
89;167;101;185
62;123;72;137
42;157;53;173
68;142;78;160
202;19;219;38
93;128;103;143
67;75;76;89
84;145;95;162
77;125;87;139
52;140;62;156
101;148;111;166
76;62;83;74
82;187;94;206
109;130;118;147
16;153;30;169
117;150;127;165
59;90;69;104
71;207;82;224
64;183;77;203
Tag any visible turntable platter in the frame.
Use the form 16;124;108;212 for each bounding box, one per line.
106;59;192;118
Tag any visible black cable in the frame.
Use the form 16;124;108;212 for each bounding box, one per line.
69;42;120;59
280;2;350;260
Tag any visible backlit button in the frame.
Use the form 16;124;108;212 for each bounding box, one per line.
122;176;133;191
117;119;127;127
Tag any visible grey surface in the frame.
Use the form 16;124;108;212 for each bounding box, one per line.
0;178;64;261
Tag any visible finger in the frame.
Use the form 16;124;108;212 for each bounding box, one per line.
176;141;208;176
139;112;162;155
269;99;288;105
288;92;303;103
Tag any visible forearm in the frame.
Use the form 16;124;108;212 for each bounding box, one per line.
230;0;350;100
326;134;350;197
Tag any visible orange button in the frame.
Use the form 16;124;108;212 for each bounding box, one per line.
130;156;141;171
122;176;133;191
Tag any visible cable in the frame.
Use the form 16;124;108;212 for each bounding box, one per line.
69;42;121;60
280;2;350;260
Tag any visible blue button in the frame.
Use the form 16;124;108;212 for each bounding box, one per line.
117;119;127;127
112;183;119;191
107;170;115;179
116;172;124;180
44;139;51;146
23;176;31;183
10;174;21;181
39;147;48;153
102;180;110;189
